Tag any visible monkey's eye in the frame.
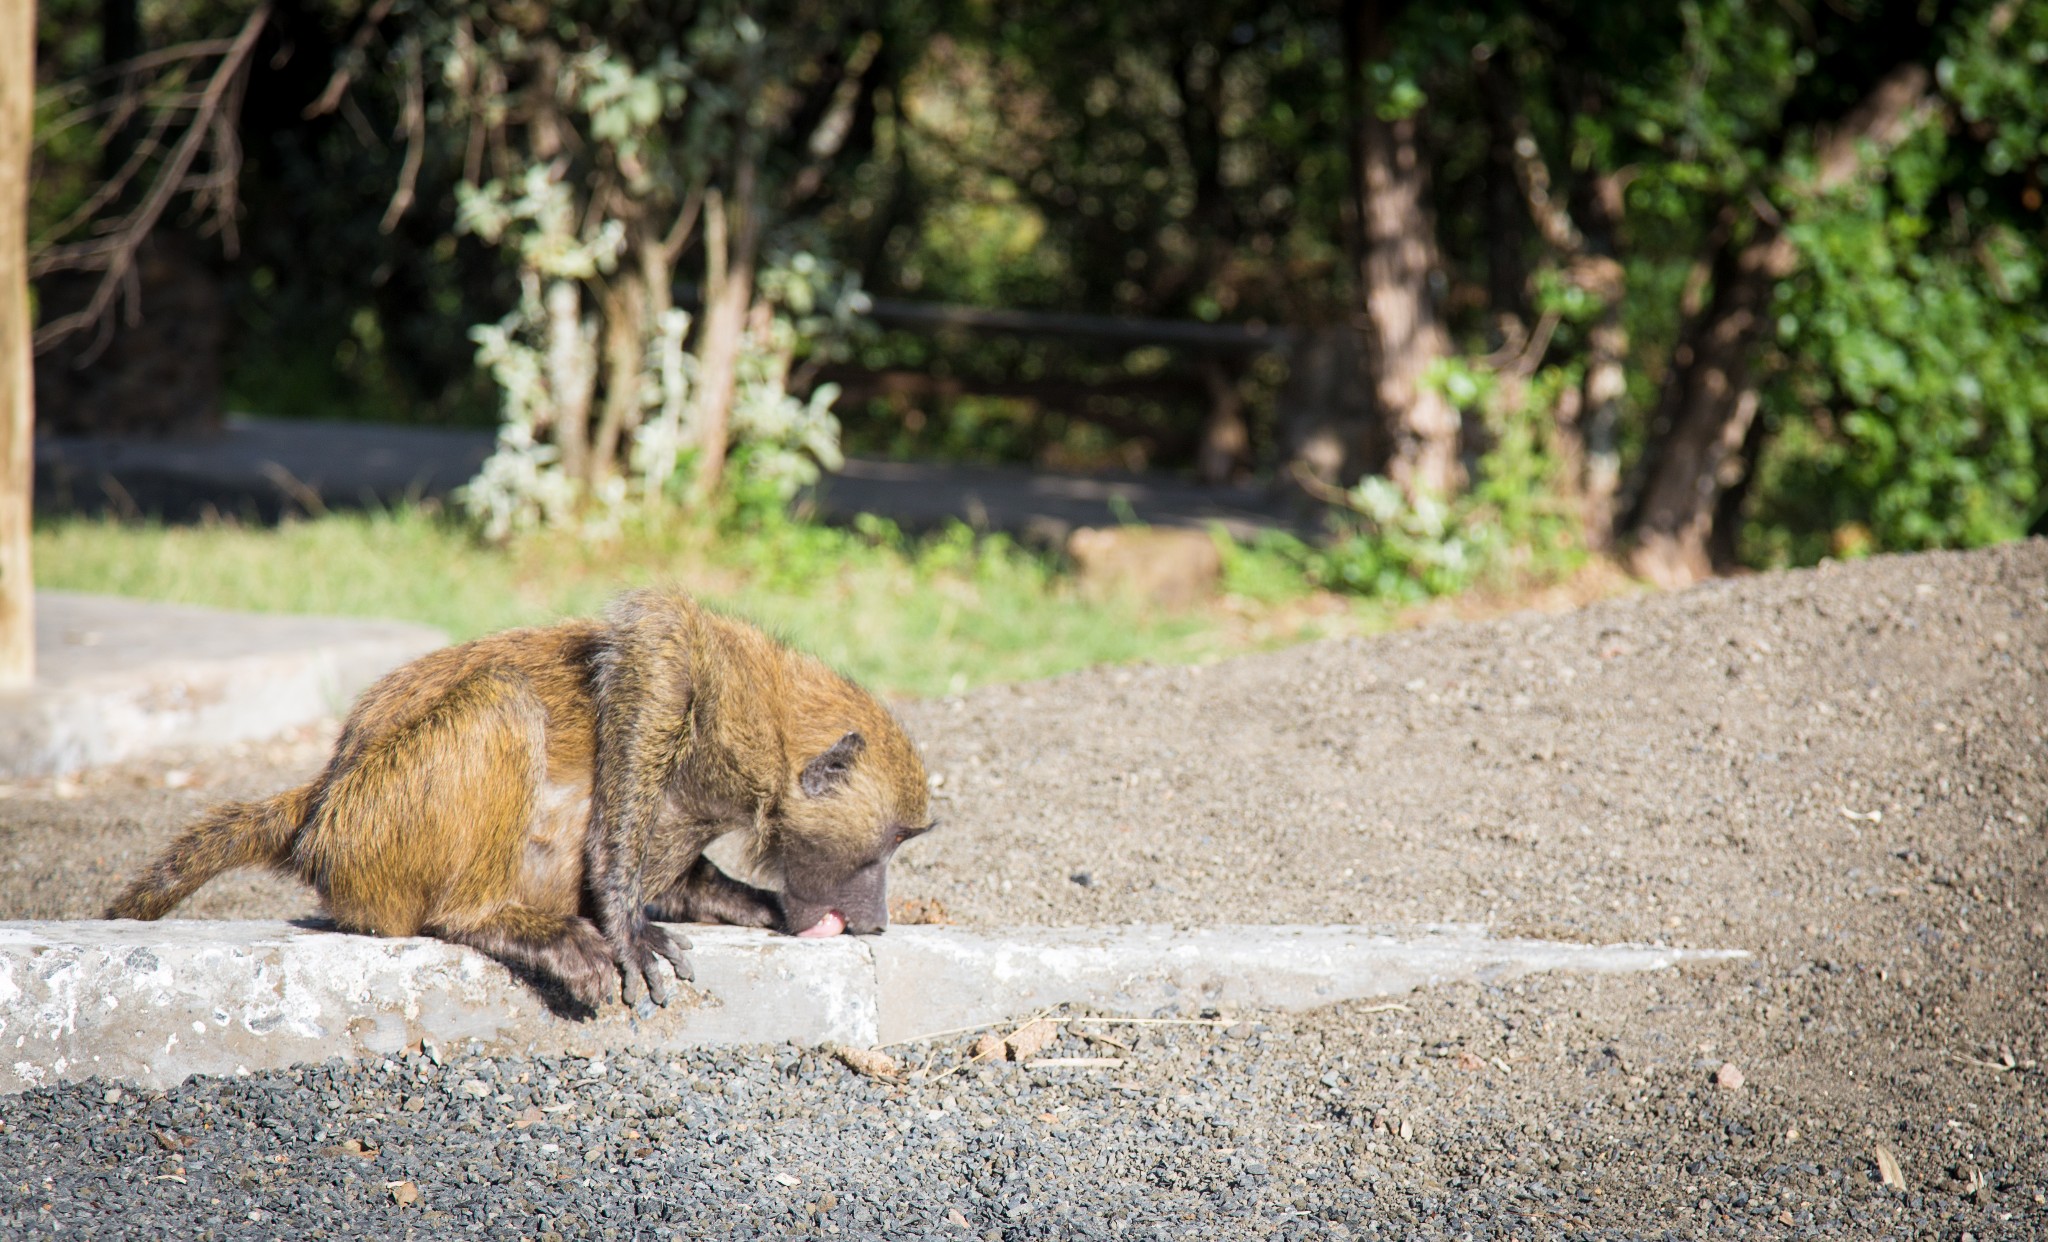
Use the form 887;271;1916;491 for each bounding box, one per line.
894;820;937;845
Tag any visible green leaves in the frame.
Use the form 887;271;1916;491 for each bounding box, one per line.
1751;88;2048;563
572;48;684;150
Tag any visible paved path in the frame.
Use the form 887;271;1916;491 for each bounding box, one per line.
37;416;1301;539
0;593;443;777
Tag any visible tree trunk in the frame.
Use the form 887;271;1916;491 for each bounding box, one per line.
1626;64;1929;586
592;265;647;479
690;160;762;501
1578;303;1628;551
1347;0;1459;499
1708;407;1770;571
1627;229;1775;587
0;0;33;688
1488;60;1630;554
1278;326;1380;492
542;277;596;486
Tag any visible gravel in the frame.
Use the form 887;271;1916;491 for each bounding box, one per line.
1;540;2044;1238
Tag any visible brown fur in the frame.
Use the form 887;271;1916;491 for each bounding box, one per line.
105;590;933;1012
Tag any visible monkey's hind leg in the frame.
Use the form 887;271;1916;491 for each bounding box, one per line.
647;857;781;931
301;666;548;941
426;906;616;1014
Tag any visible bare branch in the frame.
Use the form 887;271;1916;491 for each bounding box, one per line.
29;105;178;256
31;4;271;353
379;41;426;233
660;186;704;266
786;31;882;206
30;38;235;110
1507;127;1585;256
1478;307;1563;378
1808;63;1931;195
303;0;399;119
1287;460;1383;524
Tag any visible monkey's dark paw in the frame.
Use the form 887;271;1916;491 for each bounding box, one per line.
554;918;617;1012
617;920;694;1007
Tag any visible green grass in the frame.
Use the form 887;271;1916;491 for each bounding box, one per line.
34;507;1357;698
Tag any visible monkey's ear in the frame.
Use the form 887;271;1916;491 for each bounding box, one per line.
800;731;866;797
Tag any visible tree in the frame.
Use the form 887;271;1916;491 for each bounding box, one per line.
1345;0;1459;500
1625;61;1932;585
1;0;33;689
442;0;878;533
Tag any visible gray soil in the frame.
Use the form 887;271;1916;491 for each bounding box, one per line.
0;541;2042;1239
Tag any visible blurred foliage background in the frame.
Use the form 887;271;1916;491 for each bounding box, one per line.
24;0;2048;638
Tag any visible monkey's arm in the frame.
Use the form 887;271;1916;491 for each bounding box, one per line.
587;671;696;1008
646;856;782;929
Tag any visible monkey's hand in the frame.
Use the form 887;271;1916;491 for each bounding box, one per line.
614;917;694;1009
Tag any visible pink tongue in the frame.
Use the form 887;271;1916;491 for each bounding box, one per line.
796;910;846;939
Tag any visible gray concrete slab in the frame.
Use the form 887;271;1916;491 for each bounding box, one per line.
0;920;1745;1093
863;924;1741;1045
0;593;445;776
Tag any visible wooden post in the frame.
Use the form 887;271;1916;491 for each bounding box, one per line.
0;0;35;687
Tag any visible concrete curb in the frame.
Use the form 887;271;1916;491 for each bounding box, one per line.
0;920;1746;1093
0;593;446;776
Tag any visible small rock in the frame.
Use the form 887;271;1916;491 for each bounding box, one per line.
1004;1019;1059;1061
1715;1062;1745;1091
386;1179;420;1208
1066;526;1222;610
889;896;952;925
972;1033;1007;1062
833;1046;900;1080
457;1079;491;1098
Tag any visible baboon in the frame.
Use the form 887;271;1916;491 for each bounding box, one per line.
105;589;934;1011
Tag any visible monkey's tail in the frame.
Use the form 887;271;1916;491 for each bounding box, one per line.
104;785;313;920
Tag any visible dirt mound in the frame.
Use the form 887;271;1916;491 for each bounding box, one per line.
5;539;2043;1233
